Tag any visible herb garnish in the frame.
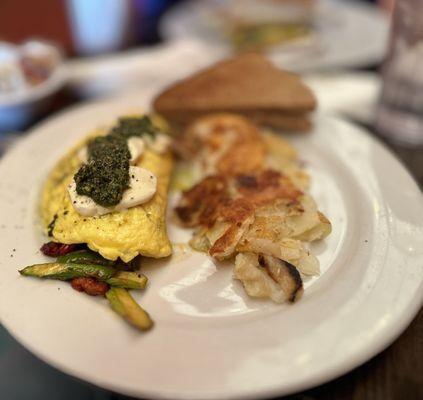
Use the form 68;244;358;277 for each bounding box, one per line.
47;214;58;237
74;116;156;207
110;116;157;140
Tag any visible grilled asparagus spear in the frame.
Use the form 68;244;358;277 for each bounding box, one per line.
57;250;116;266
19;263;115;281
106;271;148;290
20;263;148;290
57;250;139;270
106;287;153;331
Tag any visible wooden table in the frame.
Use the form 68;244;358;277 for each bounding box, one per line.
301;310;422;400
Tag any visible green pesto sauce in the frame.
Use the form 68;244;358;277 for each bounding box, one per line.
74;116;157;208
110;116;157;140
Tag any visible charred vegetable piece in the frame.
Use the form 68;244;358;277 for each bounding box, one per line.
258;254;303;302
19;263;115;281
106;287;153;331
106;271;148;290
57;250;116;266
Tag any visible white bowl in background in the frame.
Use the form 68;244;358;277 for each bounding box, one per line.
0;41;66;132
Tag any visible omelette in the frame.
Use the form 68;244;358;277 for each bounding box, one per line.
41;117;173;263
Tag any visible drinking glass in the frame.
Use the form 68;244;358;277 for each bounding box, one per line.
376;0;423;147
66;0;130;55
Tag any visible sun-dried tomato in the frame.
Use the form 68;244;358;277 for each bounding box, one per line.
71;277;109;296
40;242;79;257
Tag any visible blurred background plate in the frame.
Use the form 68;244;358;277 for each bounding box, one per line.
160;0;390;71
66;39;223;98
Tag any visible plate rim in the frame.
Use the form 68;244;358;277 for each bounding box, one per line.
0;96;422;399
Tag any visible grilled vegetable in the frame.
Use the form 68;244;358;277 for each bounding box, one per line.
57;250;115;266
71;277;109;296
40;241;79;257
258;254;303;302
106;271;148;290
234;253;303;303
106;287;153;331
19;262;115;281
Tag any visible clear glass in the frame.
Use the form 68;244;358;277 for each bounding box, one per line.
376;0;423;147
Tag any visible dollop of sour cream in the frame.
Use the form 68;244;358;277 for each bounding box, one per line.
68;166;157;217
145;133;172;154
127;137;145;163
69;132;170;217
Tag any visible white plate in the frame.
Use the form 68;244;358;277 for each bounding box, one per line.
0;91;422;400
160;0;389;71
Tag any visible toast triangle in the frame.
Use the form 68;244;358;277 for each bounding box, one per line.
153;53;316;114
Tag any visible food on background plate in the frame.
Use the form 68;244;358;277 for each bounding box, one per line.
174;113;331;303
153;53;316;132
214;0;316;52
19;115;173;331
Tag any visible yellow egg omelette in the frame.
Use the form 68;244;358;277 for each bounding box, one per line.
40;119;173;263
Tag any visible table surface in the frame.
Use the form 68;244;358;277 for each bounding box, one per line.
0;93;422;400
